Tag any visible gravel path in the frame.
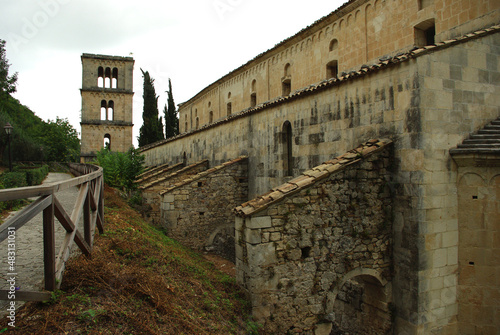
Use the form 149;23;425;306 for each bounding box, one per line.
0;173;81;315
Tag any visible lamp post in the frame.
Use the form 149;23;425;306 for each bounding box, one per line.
4;122;13;172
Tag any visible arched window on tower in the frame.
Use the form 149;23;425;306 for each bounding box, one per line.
209;111;214;123
227;102;232;116
104;134;111;150
108;100;114;121
104;67;111;88
283;120;293;176
112;68;118;88
97;67;104;88
282;64;291;96
101;100;107;120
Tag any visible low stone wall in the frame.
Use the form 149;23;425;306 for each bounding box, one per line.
160;157;248;261
235;142;393;334
140;161;208;225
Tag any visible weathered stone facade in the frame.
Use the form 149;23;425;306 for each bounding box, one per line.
450;118;500;334
139;161;208;226
234;140;393;334
138;1;500;333
160;157;248;261
80;54;134;162
176;0;499;134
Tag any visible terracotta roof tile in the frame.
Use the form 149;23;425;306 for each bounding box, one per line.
159;156;248;196
234;139;392;217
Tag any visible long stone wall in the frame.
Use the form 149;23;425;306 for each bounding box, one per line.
141;31;500;334
234;141;393;334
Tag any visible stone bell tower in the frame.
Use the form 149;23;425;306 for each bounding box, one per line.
80;53;134;162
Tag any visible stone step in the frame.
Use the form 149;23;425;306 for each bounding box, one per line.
477;129;500;134
457;143;500;148
469;134;500;140
491;120;500;126
463;138;500;144
484;124;500;130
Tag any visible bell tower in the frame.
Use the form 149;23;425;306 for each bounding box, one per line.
80;53;134;162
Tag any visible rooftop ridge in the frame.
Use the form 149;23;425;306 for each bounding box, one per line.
234;139;392;217
159;156;248;196
139;160;209;190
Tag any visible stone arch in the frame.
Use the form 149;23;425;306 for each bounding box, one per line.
325;268;392;334
488;173;500;186
206;223;235;262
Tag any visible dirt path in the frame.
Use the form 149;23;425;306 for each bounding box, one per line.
0;173;81;315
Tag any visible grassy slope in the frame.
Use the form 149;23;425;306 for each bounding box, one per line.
0;186;256;334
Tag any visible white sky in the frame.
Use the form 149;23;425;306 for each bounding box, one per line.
0;0;346;147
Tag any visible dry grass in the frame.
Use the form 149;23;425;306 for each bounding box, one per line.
0;185;256;334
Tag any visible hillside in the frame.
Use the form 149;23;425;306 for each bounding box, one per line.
0;186;256;334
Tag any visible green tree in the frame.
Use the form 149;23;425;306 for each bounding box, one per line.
164;78;179;138
35;117;80;162
0;39;18;102
138;69;164;147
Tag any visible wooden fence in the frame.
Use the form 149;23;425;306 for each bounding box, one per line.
0;163;104;301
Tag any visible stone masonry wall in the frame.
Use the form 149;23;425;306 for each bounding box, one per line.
140;161;208;226
141;31;500;334
161;157;248;261
235;145;393;334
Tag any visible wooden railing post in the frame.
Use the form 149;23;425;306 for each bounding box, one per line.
43;195;56;291
84;184;91;246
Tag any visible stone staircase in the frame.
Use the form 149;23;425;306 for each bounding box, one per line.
451;117;500;155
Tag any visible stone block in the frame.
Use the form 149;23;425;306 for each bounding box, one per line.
247;216;272;229
247;242;276;266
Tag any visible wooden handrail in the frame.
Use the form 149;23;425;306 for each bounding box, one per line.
0;163;104;301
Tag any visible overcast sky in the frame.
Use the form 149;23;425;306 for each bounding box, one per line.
1;0;345;146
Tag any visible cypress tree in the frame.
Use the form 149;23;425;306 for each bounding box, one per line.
164;78;179;139
138;69;164;147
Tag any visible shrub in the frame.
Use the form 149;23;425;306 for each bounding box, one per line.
23;165;49;186
0;171;27;188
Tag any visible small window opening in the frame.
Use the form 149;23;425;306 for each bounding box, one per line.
97;66;104;88
418;0;433;10
472;195;478;199
104;67;111;88
112;67;118;89
469;261;475;266
209;111;213;123
250;93;257;107
195;117;199;130
104;134;111;150
100;100;107;120
329;39;339;51
414;19;436;47
282;80;291;97
283;120;293;176
107;100;114;121
227;102;232;116
198;182;203;187
327;60;338;79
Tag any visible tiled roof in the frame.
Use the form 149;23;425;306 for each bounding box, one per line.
135;162;180;184
450;116;500;155
234;139;392;217
140;24;500;153
159;156;248;196
139;160;208;190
